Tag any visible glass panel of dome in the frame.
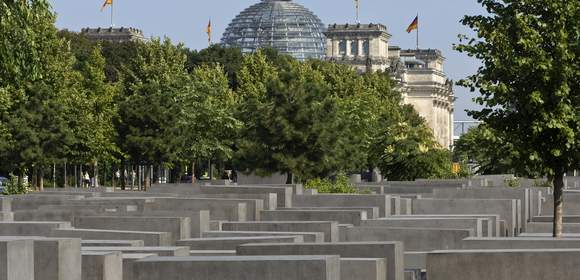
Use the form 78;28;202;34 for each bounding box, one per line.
221;0;326;61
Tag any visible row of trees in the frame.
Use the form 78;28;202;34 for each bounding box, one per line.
0;0;457;191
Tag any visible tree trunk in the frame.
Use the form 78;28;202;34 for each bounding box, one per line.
191;161;196;186
120;165;126;191
286;172;293;184
64;161;67;188
31;167;37;191
144;165;151;191
153;165;159;185
130;165;136;191
136;165;141;191
93;161;99;188
553;170;565;238
79;165;83;188
37;167;44;192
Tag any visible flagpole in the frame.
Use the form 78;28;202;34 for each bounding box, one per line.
110;1;114;27
355;0;360;23
416;14;420;50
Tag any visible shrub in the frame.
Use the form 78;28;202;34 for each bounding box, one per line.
305;173;358;194
2;174;29;195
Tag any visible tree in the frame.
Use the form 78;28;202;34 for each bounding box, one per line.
115;38;189;190
178;64;241;183
456;0;580;237
375;115;455;181
0;0;81;190
184;44;244;89
65;46;120;187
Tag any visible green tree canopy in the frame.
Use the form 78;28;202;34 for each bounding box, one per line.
456;0;580;237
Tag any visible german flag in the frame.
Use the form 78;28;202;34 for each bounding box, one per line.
101;0;112;11
406;16;418;33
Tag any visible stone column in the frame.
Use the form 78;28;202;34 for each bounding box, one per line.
332;40;339;57
358;40;364;56
346;40;353;57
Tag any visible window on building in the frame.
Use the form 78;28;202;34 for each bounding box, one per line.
351;41;359;56
362;40;370;56
339;40;347;55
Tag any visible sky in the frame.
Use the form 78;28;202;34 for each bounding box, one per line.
48;0;486;121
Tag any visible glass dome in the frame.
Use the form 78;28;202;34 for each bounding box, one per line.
221;0;326;61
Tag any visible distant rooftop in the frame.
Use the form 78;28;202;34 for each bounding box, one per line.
327;23;388;32
81;27;146;43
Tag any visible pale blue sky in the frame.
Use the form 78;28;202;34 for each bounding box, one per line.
48;0;485;120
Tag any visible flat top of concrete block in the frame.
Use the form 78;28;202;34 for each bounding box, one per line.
82;251;122;256
519;233;580;237
263;209;365;213
136;255;340;262
373;217;482;221
180;236;299;241
223;221;338;225
0;236;80;242
57;228;166;234
430;249;580;254
189;250;236;254
82;240;144;245
0;221;70;224
238;241;403;247
393;214;500;218
122;253;158;259
464;237;580;241
83;246;189;251
204;231;322;235
355;226;472;231
341;258;386;261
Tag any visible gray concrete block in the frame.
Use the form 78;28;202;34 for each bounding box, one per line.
144;198;247;222
461;237;580;249
52;228;171;246
189;250;236;256
122;253;156;280
341;258;386;280
82;251;123;280
427;249;580;280
526;222;580;233
9;195;83;211
131;255;340;280
202;230;324;243
191;193;278;211
115;210;210;238
81;240;144;247
361;217;488;237
279;206;380;219
293;194;392;217
0;212;13;222
222;221;339;242
12;209;108;222
261;209;367;225
343;227;472;251
34;238;81;280
176;236;303;250
0;221;71;236
237;241;404;280
0;198;11;212
412;199;518;236
0;238;34;280
82;246;189;256
73;216;191;244
199;185;294;208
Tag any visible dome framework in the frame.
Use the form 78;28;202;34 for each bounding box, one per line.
221;0;326;61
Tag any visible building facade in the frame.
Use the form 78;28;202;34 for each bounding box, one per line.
325;24;454;149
